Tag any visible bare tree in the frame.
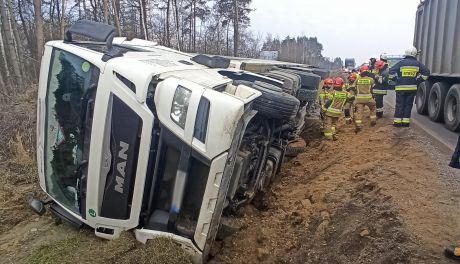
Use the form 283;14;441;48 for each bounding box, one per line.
0;0;24;89
232;0;238;56
166;0;171;46
112;0;121;36
33;0;44;59
103;0;109;23
60;0;66;38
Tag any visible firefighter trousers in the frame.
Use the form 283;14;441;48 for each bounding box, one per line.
374;94;385;118
354;101;377;128
343;102;353;123
394;92;416;125
324;115;339;140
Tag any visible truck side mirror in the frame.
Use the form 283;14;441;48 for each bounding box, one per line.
29;199;46;216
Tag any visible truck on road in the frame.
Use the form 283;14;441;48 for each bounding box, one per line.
414;0;460;131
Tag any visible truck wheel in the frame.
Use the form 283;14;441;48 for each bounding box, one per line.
444;84;460;132
416;81;431;115
251;84;300;120
428;82;448;122
297;89;318;102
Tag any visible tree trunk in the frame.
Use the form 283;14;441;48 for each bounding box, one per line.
60;0;66;39
166;0;171;46
0;28;8;89
0;0;24;89
192;0;196;52
226;23;229;56
33;0;44;60
232;0;239;57
103;0;108;23
17;0;32;54
139;0;148;39
0;20;11;80
111;0;121;36
7;0;25;77
173;0;180;50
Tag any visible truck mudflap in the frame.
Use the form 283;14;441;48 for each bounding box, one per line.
134;229;203;263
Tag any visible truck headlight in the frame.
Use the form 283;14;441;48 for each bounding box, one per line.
170;86;192;129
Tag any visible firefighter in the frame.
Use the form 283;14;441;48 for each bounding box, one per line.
343;73;357;124
354;65;377;133
323;77;352;140
373;60;389;118
389;47;430;127
319;77;334;131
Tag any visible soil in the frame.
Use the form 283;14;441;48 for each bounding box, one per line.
209;115;460;264
2;93;460;264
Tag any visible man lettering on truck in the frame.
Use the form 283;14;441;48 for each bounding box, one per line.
389;47;430;127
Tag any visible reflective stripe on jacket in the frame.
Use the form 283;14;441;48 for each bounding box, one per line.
389;56;430;92
355;75;375;103
326;90;351;117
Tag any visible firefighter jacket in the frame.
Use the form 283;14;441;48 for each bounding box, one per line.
324;89;353;118
389;56;430;92
319;87;332;111
373;64;390;95
345;81;356;94
355;74;375;104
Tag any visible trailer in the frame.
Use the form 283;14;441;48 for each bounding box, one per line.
414;0;460;131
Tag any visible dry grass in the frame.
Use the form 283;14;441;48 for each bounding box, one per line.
0;86;40;233
27;231;192;264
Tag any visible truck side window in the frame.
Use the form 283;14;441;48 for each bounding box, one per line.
170;85;191;129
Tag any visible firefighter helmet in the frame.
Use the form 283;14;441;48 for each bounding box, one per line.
359;65;370;73
348;73;357;82
405;47;418;57
375;60;385;70
324;78;334;87
334;77;344;88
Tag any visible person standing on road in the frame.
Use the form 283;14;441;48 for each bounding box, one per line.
323;77;353;140
373;60;390;118
354;65;377;133
389;47;430;127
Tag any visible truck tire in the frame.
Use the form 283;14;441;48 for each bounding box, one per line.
428;82;448;122
416;81;431;115
251;84;300;120
444;84;460;131
297;89;318;102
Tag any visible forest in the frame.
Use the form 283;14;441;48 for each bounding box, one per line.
0;0;342;99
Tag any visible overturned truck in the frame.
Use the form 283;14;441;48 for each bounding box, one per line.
31;20;324;262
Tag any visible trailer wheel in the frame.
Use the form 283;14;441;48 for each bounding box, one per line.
428;82;448;122
251;83;300;120
444;84;460;131
416;81;431;115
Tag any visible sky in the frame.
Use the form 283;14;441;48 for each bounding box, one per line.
249;0;421;64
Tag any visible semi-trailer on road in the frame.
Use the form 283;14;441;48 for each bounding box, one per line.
414;0;460;132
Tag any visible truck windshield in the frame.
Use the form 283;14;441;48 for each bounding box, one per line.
44;48;99;214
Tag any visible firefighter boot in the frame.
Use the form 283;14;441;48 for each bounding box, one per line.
445;246;460;261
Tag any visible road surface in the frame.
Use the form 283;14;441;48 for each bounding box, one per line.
384;91;458;152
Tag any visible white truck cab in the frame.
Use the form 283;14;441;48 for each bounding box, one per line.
33;20;310;263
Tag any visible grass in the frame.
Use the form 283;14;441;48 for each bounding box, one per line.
26;232;192;264
27;236;81;264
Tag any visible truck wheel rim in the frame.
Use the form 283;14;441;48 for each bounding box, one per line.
447;96;457;122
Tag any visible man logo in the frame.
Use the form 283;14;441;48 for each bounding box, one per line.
114;141;129;194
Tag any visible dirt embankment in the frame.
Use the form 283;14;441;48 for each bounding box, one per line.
210;117;460;264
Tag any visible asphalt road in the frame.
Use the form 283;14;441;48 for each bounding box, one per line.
384;91;459;152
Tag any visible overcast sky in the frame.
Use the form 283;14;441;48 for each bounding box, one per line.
249;0;421;64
